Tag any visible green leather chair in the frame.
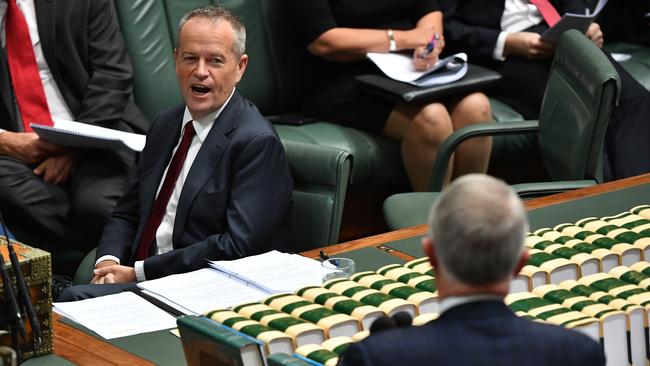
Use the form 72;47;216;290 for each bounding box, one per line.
73;140;352;284
383;30;622;230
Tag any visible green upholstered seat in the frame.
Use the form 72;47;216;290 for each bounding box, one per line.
73;140;352;284
604;42;650;91
384;31;622;230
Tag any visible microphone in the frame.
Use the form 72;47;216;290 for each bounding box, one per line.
0;209;39;351
0;252;25;339
392;311;413;327
369;315;396;334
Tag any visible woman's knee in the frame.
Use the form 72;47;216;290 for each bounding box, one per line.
454;93;492;123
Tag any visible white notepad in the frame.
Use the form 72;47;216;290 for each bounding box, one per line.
31;118;146;151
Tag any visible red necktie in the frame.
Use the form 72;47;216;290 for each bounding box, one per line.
529;0;562;27
135;122;196;260
5;0;53;132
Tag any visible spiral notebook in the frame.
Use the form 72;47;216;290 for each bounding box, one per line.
31;119;146;151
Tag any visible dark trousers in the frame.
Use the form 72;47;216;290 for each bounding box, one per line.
485;26;650;181
0;149;135;262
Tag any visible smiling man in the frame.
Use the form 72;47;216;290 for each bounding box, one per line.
58;5;294;300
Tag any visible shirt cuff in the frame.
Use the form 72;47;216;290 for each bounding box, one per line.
493;31;510;61
134;260;146;282
95;255;120;268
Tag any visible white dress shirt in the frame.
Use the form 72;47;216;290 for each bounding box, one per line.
95;88;236;282
493;0;548;61
0;0;74;133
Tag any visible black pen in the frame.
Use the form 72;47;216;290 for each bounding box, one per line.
319;250;329;260
0;253;26;339
7;242;42;347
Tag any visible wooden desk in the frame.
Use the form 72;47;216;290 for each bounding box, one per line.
51;173;650;365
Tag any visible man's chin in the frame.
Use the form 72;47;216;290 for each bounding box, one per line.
186;101;219;120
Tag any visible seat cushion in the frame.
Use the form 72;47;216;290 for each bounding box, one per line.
604;42;650;90
275;122;409;188
383;192;441;230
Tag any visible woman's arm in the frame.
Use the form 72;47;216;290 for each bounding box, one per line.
308;11;443;62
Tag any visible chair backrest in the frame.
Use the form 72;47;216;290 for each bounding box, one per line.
114;0;306;120
537;30;621;183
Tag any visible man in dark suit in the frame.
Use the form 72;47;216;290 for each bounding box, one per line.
58;5;293;300
339;174;605;366
0;0;148;259
438;0;650;181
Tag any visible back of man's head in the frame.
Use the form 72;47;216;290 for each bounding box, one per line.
428;174;528;286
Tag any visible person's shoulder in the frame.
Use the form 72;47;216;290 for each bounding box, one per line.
340;324;437;366
518;318;605;364
230;96;279;140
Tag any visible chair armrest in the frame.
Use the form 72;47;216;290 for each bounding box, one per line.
281;140;352;248
429;120;539;191
281;140;352;188
513;180;597;199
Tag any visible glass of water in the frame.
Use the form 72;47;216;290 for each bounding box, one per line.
321;258;355;283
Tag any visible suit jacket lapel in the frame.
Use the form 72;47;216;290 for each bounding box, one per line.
0;48;15;128
34;0;61;97
171;92;243;246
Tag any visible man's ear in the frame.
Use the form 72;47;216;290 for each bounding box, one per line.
421;236;438;268
235;53;249;84
513;248;529;275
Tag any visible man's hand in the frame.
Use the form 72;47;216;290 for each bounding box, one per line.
92;264;136;284
0;131;63;164
586;22;604;48
33;150;79;185
91;259;119;284
504;32;554;59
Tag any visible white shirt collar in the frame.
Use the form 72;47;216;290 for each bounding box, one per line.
180;87;236;142
438;294;504;315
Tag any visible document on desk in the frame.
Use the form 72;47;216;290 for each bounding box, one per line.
367;52;468;87
53;292;177;339
541;0;608;42
137;268;269;316
208;250;323;293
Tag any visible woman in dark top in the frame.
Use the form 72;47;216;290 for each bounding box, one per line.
285;0;492;191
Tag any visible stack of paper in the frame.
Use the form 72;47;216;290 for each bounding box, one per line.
208;250;322;293
53;292;177;339
137;268;269;316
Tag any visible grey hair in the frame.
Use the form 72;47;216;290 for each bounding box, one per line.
177;5;246;56
427;174;528;285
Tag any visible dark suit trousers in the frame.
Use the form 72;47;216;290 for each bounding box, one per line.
0;148;135;258
486;25;650;181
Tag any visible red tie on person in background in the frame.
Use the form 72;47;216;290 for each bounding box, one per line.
135;122;196;261
5;0;53;132
529;0;562;27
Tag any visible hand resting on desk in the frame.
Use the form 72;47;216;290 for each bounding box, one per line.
92;260;136;284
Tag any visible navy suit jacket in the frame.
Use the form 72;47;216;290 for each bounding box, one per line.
0;0;147;133
96;91;294;280
339;300;605;366
439;0;588;63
